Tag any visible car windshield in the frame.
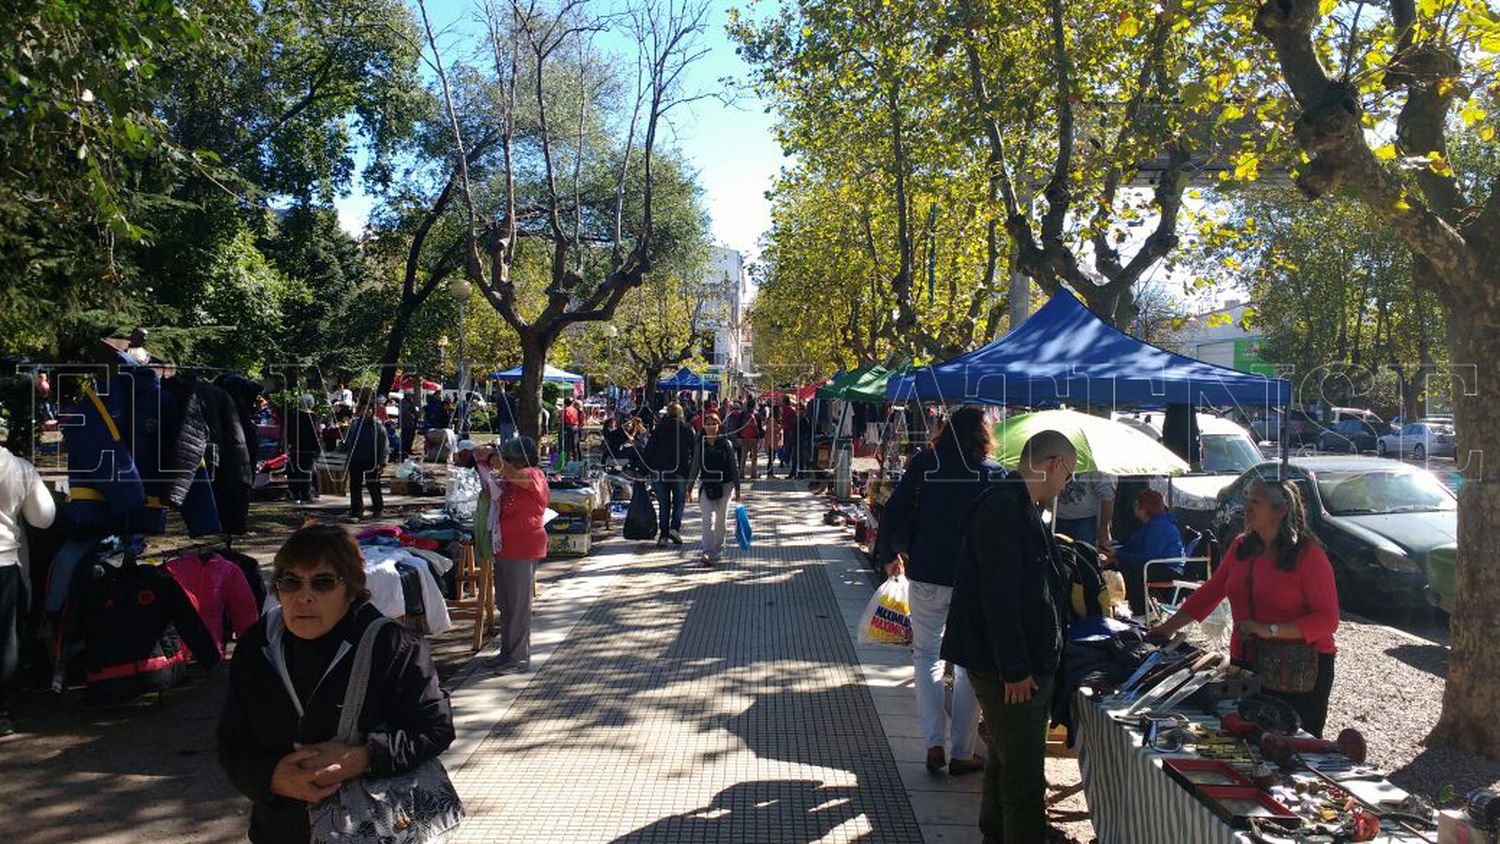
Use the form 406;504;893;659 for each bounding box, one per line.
1337;420;1366;433
1315;469;1457;515
1200;434;1262;473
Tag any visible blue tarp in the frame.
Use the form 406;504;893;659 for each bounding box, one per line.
657;367;720;392
887;289;1290;408
488;364;583;383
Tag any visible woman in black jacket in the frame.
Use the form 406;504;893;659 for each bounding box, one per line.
687;412;742;565
880;406;1001;776
217;523;455;843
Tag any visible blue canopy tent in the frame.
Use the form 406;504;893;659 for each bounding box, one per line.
887;289;1290;409
488;364;584;383
657;367;720;393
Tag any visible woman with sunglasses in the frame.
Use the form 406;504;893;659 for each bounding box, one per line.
1149;478;1340;736
217;523;454;843
472;436;550;673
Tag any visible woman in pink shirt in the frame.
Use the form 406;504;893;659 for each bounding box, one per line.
474;437;549;674
1150;478;1340;736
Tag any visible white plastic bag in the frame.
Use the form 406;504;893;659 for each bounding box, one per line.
858;575;912;646
444;466;481;521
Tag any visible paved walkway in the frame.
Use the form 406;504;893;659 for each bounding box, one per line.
443;483;1086;843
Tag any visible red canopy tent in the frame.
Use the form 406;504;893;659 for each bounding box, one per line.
395;374;443;392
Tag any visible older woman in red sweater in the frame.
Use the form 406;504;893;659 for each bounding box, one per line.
474;436;550;674
1150;478;1340;736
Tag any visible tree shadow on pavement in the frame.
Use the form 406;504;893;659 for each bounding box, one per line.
1383;643;1447;679
610;779;868;844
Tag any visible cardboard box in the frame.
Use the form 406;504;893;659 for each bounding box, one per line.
546;515;591;535
1440;810;1495;844
546;533;589;557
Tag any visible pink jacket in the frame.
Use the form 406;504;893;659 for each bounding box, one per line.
166;553;259;660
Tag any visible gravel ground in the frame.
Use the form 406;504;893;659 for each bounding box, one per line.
1325;617;1500;799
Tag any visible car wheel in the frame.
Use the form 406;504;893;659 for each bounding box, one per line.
1413;443;1425;460
1377;441;1388;457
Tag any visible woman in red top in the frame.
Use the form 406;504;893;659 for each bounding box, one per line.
1150;478;1340;736
476;436;550;674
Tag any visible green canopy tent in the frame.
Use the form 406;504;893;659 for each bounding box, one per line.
815;364;905;403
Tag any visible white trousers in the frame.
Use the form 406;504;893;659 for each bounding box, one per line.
908;579;980;759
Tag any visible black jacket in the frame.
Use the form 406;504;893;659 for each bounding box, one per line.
879;445;1001;587
203;379;252;534
642;417;694;478
217;601;455;844
78;560;221;703
688;435;740;497
941;472;1070;683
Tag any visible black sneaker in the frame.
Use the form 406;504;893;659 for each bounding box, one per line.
669;531;683;546
0;717;14;737
656;537;669;547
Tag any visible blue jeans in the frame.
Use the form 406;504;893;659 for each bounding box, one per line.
654;478;687;535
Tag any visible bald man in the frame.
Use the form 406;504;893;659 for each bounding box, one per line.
941;429;1077;844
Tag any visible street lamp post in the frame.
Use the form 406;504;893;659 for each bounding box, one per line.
450;277;473;436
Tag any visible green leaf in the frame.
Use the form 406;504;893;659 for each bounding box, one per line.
1116;14;1141;38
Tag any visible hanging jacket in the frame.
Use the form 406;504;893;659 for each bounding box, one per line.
160;376;212;507
77;559;221;703
167;552;260;660
202;382;252;534
116;367;221;536
61;383;147;531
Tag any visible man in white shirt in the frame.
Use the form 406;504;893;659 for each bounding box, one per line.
1053;471;1116;549
0;446;57;735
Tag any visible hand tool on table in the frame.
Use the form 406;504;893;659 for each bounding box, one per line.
1296;758;1438;843
1261;729;1368;766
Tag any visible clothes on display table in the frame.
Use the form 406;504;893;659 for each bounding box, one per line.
359;546;452;634
166;552;259;660
73;558;220;703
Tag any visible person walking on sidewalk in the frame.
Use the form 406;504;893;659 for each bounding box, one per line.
340;397;387;521
642;403;694;547
880;406;999;777
687;413;742;566
473;437;550;674
942;430;1076;844
736;399;764;480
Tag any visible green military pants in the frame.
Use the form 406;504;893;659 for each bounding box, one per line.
968;669;1056;843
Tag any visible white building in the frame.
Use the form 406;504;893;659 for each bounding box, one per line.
703;246;753;391
1178;300;1273;376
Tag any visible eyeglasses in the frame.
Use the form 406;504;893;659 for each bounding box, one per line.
273;572;344;594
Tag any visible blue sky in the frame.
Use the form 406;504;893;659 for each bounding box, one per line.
334;0;784;260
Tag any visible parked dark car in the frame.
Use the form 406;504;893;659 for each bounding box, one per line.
1210;457;1457;611
1250;409;1319;446
1316;419;1385;453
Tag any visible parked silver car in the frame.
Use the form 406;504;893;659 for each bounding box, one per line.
1376;422;1455;459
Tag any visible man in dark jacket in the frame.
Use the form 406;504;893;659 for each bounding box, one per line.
642;403;694;546
341;398;388;521
942;429;1076;844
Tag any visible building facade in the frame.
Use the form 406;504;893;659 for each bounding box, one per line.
1179;300;1274;376
703;246;754;392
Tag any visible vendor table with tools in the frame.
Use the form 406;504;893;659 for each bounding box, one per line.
1075;689;1435;844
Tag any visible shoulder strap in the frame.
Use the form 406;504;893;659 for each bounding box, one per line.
335;616;397;744
1245;548;1258;622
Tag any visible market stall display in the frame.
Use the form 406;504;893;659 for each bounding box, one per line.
1075;658;1441;844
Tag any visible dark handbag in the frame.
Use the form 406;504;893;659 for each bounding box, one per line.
309;617;464;843
1245;559;1319;694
